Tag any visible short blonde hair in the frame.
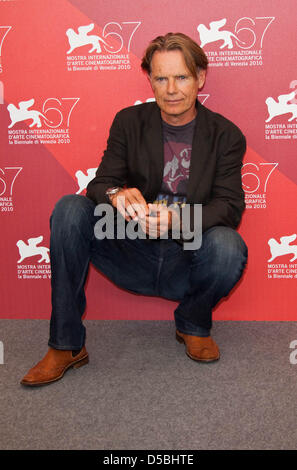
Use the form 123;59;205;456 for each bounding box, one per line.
141;32;208;77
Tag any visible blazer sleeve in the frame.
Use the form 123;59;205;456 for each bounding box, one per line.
86;112;128;204
201;128;246;232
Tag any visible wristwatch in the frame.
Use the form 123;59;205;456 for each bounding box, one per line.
105;186;121;201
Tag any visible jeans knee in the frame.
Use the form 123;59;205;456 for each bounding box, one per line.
204;226;248;268
50;195;95;231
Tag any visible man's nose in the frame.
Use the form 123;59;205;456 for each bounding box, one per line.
167;78;178;94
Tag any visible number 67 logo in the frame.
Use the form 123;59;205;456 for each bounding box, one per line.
241;162;278;193
42;97;80;128
7;97;80;129
0;167;23;196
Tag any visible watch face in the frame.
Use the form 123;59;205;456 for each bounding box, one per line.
106;187;120;195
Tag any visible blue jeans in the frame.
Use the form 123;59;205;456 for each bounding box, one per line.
48;195;248;350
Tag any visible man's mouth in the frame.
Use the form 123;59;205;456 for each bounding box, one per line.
165;99;183;104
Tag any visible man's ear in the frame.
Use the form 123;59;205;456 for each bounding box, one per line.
197;69;206;89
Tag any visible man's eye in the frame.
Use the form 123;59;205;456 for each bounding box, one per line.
156;77;165;82
177;75;186;80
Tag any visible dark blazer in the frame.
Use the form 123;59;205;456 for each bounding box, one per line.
86;100;246;233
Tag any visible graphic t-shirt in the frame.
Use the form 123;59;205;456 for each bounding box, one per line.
154;118;196;208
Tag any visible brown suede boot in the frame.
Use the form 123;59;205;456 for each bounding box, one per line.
20;346;89;386
176;330;220;362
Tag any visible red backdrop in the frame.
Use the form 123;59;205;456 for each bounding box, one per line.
1;0;296;321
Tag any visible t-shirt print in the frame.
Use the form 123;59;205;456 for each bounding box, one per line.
154;117;196;207
163;141;191;195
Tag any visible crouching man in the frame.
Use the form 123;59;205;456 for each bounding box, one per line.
21;32;247;386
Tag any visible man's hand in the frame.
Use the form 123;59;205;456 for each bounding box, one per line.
110;190;181;239
109;187;149;222
138;203;179;238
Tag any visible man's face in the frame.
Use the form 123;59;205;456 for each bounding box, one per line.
149;49;206;126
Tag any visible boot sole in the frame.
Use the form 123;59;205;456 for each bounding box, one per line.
20;354;89;387
176;332;220;363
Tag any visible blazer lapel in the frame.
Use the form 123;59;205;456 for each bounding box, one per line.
187;101;211;203
145;104;164;200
